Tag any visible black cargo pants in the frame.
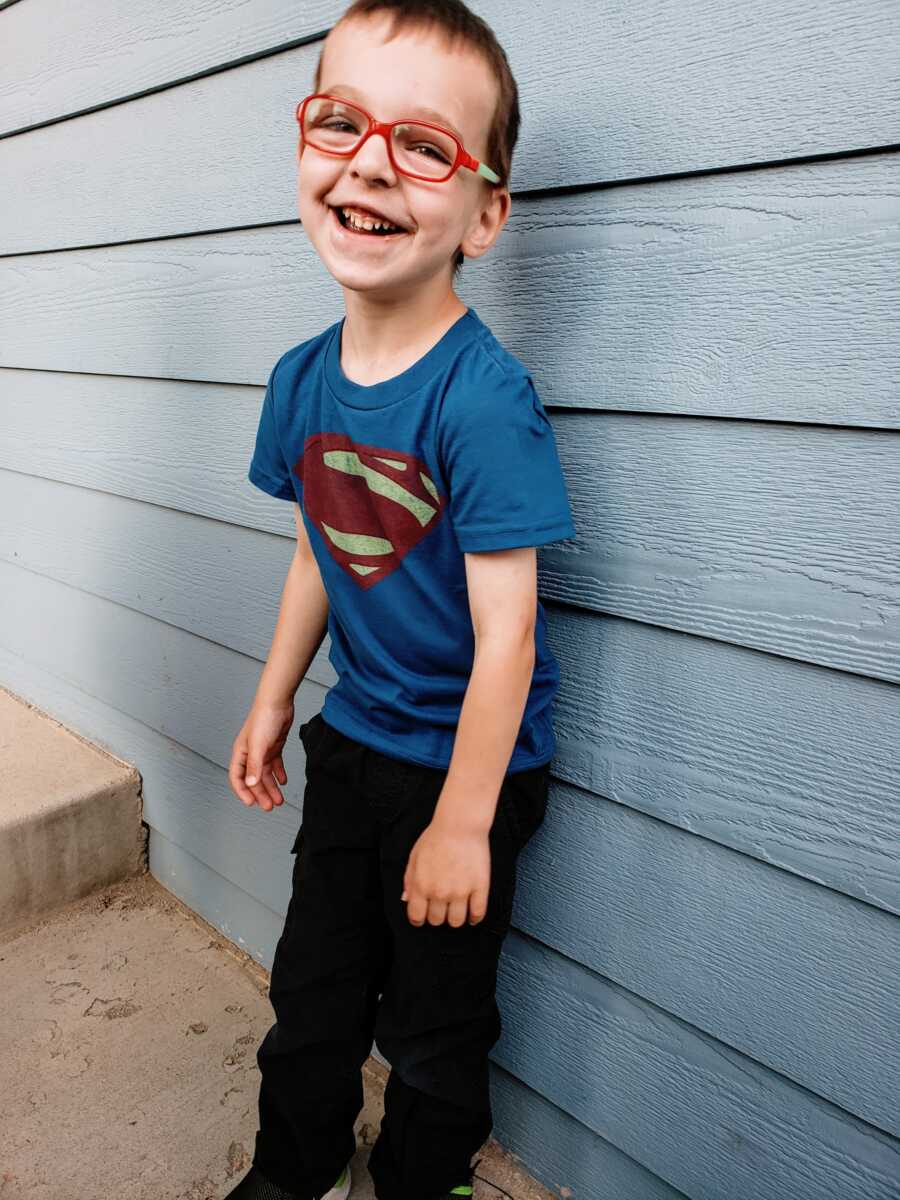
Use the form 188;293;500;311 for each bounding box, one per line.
251;712;550;1200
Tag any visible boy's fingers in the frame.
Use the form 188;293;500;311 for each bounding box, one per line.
246;755;271;789
242;760;282;810
468;887;489;924
242;758;271;808
245;766;272;810
234;771;258;807
260;768;284;808
230;742;286;810
228;755;256;807
272;756;288;785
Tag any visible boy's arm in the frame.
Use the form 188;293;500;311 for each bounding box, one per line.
430;546;538;835
254;503;329;708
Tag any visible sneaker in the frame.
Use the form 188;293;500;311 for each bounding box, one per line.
322;1160;352;1200
224;1161;352;1199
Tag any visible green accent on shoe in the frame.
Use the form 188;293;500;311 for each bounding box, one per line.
449;1188;473;1196
333;1165;348;1187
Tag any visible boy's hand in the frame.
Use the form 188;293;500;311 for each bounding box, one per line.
229;700;294;812
401;817;492;928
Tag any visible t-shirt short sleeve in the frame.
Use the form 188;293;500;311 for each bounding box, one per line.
439;364;576;552
248;357;296;501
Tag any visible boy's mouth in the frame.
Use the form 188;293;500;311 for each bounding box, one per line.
330;204;412;240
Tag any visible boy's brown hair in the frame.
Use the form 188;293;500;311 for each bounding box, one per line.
312;0;520;276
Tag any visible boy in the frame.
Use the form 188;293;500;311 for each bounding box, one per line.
227;2;575;1198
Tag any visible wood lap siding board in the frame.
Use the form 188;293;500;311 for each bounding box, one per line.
1;2;898;1198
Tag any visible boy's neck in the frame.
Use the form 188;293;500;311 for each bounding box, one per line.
339;294;469;387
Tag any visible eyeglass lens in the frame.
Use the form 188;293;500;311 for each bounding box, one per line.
301;97;456;180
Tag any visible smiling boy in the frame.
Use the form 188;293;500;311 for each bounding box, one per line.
227;3;575;1199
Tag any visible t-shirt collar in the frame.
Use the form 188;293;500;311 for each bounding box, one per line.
324;306;480;409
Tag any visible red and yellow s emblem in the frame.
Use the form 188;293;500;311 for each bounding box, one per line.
295;434;446;590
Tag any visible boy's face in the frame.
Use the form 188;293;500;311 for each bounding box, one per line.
297;14;510;299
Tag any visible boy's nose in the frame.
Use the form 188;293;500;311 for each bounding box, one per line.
347;130;398;179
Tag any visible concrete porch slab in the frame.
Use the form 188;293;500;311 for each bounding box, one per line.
0;870;556;1200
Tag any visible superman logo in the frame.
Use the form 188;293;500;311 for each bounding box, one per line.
294;433;446;590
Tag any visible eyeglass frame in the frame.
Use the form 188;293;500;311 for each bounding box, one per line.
295;92;502;185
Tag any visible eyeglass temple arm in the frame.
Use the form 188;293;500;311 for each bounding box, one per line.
458;146;499;184
476;162;501;183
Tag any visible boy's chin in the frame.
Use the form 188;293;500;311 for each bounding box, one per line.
324;251;409;281
322;234;466;285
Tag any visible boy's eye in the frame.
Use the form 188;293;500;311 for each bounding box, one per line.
410;142;452;164
320;117;360;134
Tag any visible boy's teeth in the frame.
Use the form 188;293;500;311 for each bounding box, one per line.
341;206;402;232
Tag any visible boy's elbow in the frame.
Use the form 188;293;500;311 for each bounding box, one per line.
474;620;536;653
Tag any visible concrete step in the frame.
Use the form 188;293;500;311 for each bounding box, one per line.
0;686;144;937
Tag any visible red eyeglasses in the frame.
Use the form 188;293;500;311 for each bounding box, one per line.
296;93;501;185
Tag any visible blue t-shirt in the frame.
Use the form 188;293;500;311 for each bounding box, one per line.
248;305;576;772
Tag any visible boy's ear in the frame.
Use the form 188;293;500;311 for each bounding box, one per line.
460;188;511;262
